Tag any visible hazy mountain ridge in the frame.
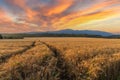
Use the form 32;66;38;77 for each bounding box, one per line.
0;29;115;36
42;29;113;36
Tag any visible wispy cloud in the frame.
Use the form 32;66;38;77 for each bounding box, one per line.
0;0;120;33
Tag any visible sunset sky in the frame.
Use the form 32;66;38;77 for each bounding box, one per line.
0;0;120;33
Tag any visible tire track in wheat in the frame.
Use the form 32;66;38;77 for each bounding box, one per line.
40;41;72;80
0;41;36;64
0;41;59;80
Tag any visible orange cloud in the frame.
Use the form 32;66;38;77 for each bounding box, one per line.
46;0;74;16
81;0;120;15
0;5;39;33
58;0;120;22
1;0;120;33
0;9;12;23
5;0;37;21
52;6;120;30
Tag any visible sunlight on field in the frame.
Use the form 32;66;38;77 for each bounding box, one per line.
0;38;120;80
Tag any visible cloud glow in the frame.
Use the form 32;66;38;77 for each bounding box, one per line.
0;0;120;33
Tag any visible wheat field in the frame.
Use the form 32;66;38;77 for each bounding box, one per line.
0;38;120;80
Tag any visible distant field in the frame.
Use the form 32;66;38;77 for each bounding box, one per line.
0;38;120;80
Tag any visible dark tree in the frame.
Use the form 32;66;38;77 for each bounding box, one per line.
0;34;3;39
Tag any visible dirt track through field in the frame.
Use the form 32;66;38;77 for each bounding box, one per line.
0;41;71;80
0;41;36;64
40;41;72;80
40;41;120;80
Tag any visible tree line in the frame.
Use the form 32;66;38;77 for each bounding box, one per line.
0;33;120;39
0;34;3;39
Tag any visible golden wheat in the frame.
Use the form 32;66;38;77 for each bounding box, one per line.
0;38;120;80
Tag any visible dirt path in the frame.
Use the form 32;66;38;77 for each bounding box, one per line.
0;41;36;64
40;41;72;80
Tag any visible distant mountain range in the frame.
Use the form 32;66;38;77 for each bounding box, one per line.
1;29;120;39
29;29;114;37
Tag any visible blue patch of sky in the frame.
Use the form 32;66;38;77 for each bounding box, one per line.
0;0;8;7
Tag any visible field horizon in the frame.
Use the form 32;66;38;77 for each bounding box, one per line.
1;29;120;39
